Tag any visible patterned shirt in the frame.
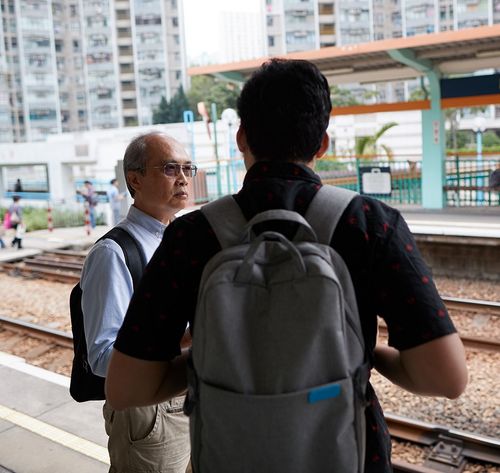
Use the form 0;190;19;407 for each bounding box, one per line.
115;161;457;472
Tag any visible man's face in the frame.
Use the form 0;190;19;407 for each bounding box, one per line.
131;135;192;218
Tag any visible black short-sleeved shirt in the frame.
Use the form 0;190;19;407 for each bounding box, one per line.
115;161;456;472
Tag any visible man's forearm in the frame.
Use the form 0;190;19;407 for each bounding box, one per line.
152;351;189;402
106;349;189;410
373;345;415;392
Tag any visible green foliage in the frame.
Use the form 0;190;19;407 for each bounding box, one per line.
0;207;104;232
354;122;398;159
186;76;240;120
152;87;191;124
482;130;500;148
330;85;359;107
446;130;471;151
408;88;427;101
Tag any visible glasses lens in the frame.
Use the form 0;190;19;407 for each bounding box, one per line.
163;163;178;177
163;163;197;177
185;165;197;177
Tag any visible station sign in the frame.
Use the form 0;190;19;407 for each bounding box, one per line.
359;166;392;195
441;73;500;99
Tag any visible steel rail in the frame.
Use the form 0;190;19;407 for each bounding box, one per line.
1;315;499;468
0;314;73;349
377;324;500;352
442;296;500;316
386;413;500;465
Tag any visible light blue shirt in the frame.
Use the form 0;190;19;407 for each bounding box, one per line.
80;205;167;377
108;186;120;210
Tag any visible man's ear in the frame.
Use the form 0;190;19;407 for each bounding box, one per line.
315;132;330;159
236;126;247;153
126;170;140;195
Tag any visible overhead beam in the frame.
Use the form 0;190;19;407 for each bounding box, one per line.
388;48;435;74
213;71;246;84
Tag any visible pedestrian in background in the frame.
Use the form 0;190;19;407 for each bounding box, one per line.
8;195;23;249
77;180;98;228
14;178;23;193
107;178;126;226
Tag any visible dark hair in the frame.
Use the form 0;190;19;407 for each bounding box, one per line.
110;178;117;185
84;180;92;185
237;59;331;163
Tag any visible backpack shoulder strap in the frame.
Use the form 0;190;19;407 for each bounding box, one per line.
201;195;247;249
305;185;357;244
98;227;146;289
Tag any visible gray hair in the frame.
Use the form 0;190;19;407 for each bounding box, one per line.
123;131;168;197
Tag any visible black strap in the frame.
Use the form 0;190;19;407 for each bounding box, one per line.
98;227;146;289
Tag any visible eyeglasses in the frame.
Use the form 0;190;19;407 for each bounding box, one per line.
146;163;198;178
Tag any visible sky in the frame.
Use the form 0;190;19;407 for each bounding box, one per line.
183;0;261;61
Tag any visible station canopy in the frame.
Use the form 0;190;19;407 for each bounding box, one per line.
188;25;500;86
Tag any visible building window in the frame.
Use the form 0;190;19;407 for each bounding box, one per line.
268;35;275;47
172;17;178;27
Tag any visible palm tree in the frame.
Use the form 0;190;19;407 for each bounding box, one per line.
354;122;398;159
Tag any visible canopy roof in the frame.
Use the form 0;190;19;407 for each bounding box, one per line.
188;25;500;85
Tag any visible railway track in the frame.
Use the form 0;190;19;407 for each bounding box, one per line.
0;314;499;472
0;250;85;284
388;413;500;472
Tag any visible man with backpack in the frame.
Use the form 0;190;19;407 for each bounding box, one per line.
78;132;194;473
106;59;467;473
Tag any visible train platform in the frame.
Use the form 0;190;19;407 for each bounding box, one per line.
0;204;498;265
400;206;500;239
0;351;108;473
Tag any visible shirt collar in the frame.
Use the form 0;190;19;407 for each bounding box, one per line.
243;161;321;185
126;205;168;237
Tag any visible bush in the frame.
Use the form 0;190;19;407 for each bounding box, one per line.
0;206;105;232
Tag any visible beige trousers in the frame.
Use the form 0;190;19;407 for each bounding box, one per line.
103;397;190;473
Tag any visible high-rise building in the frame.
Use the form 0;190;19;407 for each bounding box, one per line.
218;10;265;63
263;0;500;109
263;0;500;52
0;0;187;142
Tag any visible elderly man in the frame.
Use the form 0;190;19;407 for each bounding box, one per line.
80;132;194;473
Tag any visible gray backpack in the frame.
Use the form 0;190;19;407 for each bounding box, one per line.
186;185;369;473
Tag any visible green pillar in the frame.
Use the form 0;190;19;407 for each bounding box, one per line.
421;72;446;209
388;49;446;209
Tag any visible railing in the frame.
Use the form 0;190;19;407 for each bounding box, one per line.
445;156;500;206
191;156;499;207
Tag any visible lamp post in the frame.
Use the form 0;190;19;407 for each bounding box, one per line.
473;116;486;205
221;108;238;193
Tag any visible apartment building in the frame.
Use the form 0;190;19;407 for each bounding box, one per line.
263;0;500;111
264;0;500;54
0;0;187;142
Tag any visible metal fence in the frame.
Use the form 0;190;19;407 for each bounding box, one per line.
191;157;499;207
445;156;500;206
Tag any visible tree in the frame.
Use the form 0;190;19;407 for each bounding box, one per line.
330;85;359;107
482;130;500;149
354;122;398;159
186;75;240;120
152;87;190;124
152;96;170;124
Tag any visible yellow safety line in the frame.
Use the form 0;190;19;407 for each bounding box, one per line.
0;404;109;465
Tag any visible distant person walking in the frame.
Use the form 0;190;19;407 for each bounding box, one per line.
489;168;500;191
14;179;23;193
77;180;98;228
8;195;23;249
108;178;125;225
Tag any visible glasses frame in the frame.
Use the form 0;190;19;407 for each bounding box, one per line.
145;162;198;178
